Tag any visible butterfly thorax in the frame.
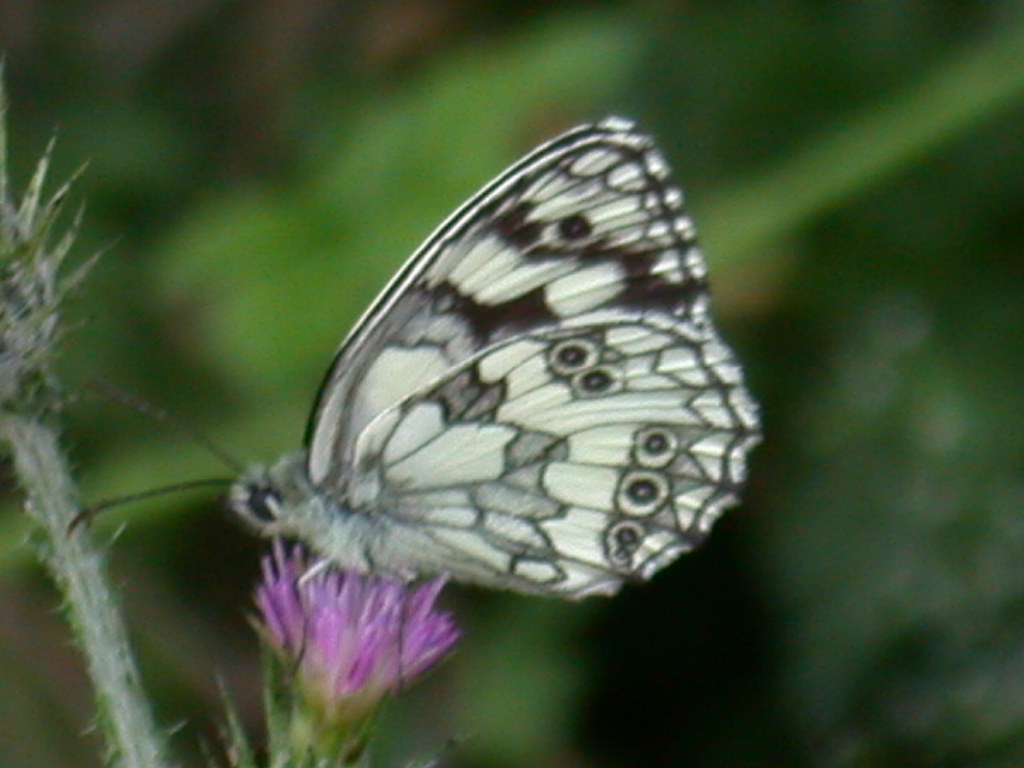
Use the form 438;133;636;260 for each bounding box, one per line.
230;451;461;581
229;451;387;575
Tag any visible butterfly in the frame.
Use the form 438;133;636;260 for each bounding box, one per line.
229;116;760;599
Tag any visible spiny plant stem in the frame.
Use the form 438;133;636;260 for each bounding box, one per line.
0;75;175;768
1;413;175;768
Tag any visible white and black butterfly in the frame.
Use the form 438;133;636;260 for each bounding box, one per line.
229;116;760;599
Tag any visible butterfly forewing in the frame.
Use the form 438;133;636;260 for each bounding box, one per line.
307;117;711;491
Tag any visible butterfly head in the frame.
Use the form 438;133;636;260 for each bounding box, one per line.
228;452;312;537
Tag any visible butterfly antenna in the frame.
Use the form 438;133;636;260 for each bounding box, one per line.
86;379;246;474
69;477;234;533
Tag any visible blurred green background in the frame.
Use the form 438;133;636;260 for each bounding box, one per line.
3;2;1024;767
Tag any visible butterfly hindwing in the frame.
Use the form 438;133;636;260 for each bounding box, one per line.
345;315;759;597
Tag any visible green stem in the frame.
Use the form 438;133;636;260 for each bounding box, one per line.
707;18;1024;260
0;413;175;768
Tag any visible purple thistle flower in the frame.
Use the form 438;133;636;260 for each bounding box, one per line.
255;541;460;728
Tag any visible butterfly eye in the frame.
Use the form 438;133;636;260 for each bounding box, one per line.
633;426;679;468
549;338;599;375
244;485;282;524
616;470;670;516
